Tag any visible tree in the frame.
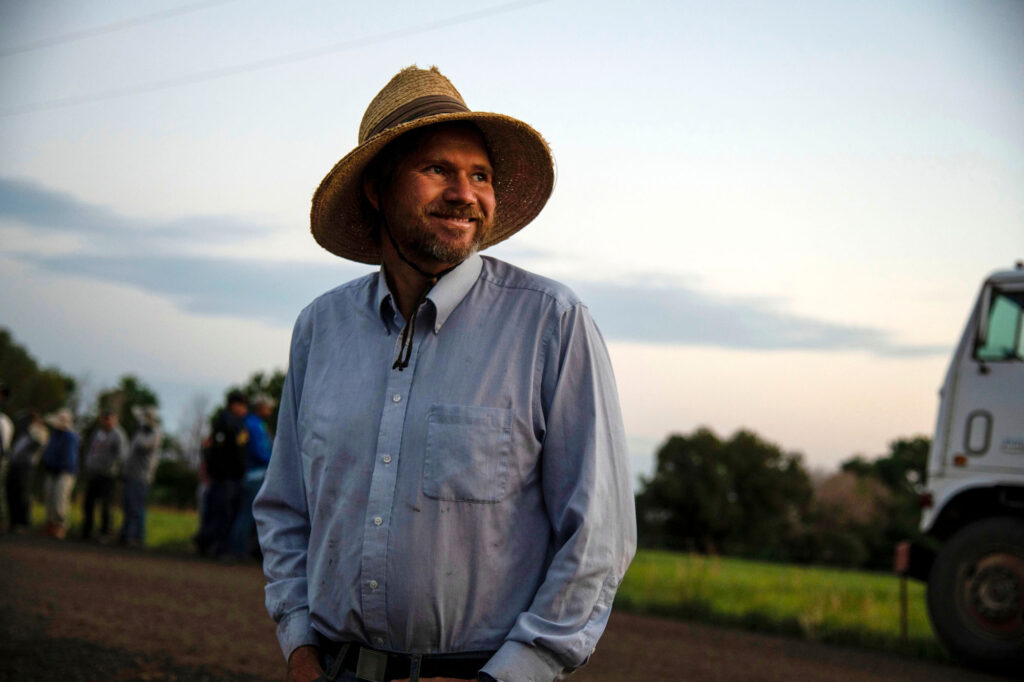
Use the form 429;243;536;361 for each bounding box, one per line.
635;426;814;560
828;436;931;568
811;471;893;567
177;393;211;470
0;328;76;418
95;374;160;435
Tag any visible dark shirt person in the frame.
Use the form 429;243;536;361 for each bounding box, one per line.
200;391;248;557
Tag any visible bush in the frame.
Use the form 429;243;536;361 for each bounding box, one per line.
150;459;199;509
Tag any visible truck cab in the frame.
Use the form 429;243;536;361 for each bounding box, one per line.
902;264;1024;670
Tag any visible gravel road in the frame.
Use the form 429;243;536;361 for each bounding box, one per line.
0;534;1011;682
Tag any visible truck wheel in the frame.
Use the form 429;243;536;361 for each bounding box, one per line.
927;516;1024;671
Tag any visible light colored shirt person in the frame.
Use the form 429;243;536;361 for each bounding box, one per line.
85;424;128;477
255;254;635;682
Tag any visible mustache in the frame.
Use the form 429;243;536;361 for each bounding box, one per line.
427;203;484;221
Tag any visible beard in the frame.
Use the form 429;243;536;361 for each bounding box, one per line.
385;200;494;266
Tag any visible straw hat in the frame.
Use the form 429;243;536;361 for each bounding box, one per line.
311;65;555;264
45;408;74;431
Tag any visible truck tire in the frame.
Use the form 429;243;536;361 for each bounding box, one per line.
927;516;1024;671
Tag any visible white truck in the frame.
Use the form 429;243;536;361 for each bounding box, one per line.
897;263;1024;671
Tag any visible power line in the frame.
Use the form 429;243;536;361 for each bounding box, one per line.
0;0;551;118
0;0;239;58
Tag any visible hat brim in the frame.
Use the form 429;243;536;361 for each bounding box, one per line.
311;111;554;265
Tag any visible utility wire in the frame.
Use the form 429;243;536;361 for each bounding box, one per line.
0;0;239;58
0;0;551;118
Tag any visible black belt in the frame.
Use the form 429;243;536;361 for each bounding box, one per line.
319;639;493;682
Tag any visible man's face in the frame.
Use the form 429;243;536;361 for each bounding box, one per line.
374;125;496;267
100;414;116;431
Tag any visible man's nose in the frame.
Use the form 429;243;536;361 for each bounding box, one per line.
443;172;475;204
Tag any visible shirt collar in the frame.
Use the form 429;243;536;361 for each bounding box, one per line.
375;252;483;334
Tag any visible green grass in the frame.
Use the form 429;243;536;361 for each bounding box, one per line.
31;501;199;551
616;548;945;659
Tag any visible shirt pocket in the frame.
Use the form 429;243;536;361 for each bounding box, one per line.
423;404;512;503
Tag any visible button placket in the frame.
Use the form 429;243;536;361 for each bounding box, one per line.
359;310;429;648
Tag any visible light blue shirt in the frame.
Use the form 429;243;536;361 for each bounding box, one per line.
254;254;636;682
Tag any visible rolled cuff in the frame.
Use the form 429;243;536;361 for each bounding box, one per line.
481;640;564;682
276;607;319;661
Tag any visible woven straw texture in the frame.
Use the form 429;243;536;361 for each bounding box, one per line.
311;66;555;264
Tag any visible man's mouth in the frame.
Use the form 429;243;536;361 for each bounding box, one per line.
430;212;479;227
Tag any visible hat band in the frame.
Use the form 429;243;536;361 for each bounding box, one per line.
365;95;469;140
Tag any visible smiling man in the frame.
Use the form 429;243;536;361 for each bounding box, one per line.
254;66;636;682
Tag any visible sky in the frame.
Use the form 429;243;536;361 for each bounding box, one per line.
0;0;1022;484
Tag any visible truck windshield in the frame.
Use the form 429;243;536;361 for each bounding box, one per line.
976;288;1024;362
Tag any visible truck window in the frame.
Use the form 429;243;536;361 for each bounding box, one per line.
975;289;1024;362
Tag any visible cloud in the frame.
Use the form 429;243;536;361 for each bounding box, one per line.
574;281;946;357
17;253;369;326
1;175;946;357
0;176;269;249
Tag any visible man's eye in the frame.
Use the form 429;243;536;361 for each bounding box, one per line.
472;172;490;182
427;165;444;175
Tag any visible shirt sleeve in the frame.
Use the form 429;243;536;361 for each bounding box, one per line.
253;311;318;661
481;303;637;682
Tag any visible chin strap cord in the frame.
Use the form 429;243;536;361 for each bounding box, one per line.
384;224;458;371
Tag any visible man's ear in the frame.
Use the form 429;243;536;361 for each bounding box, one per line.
363;176;380;211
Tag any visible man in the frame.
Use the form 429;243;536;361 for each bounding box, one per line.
41;407;78;539
81;410;128;541
228;393;275;559
0;382;12;533
6;410;48;532
119;405;162;546
199;390;249;557
254;66;636;682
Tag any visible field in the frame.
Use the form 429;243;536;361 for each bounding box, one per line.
43;504;943;660
617;548;940;658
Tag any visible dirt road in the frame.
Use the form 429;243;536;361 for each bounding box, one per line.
0;535;1010;681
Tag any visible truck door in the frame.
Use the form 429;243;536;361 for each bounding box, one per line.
951;282;1024;472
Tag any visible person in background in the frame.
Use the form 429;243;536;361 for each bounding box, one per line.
0;382;13;533
6;410;49;532
81;410;128;541
228;393;275;559
199;390;248;558
41;408;78;539
119;405;162;547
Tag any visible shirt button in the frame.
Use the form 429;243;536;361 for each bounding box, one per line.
373;516;383;526
375;637;384;646
369;580;378;589
382;454;392;464
392;394;402;403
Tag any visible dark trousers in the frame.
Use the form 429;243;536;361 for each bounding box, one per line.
5;461;33;528
82;475;116;538
200;479;242;557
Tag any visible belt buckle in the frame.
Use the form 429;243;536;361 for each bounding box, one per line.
355;646;389;682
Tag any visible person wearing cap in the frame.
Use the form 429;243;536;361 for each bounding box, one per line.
81;410;129;541
254;66;635;682
41;407;79;539
199;390;249;557
227;393;275;559
119;405;162;546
